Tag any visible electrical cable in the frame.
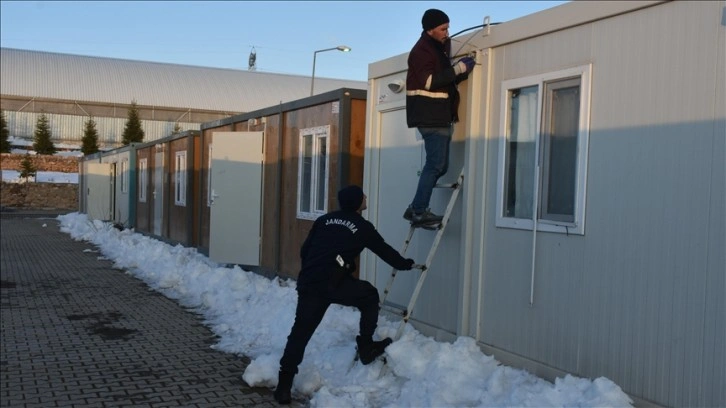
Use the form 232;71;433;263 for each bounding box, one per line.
449;21;500;57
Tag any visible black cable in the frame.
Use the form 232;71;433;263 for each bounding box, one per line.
450;24;485;39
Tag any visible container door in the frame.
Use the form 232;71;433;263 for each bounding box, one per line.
86;162;112;221
153;152;164;236
209;131;263;266
375;107;423;305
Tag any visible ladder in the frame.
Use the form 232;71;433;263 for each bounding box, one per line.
380;169;464;342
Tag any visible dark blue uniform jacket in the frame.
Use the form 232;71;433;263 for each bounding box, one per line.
296;210;411;290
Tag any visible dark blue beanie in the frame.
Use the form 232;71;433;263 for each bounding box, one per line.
338;185;364;212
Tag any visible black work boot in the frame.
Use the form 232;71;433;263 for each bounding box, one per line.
273;370;295;405
403;207;414;221
411;209;443;227
356;336;393;365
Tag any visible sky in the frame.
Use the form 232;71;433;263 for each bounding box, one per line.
1;1;567;82
53;211;634;407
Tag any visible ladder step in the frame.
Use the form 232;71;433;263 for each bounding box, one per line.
434;181;459;189
381;301;407;317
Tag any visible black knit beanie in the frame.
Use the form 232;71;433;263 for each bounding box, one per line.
338;185;364;212
422;9;449;31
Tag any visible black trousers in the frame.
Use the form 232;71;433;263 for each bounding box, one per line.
279;277;380;374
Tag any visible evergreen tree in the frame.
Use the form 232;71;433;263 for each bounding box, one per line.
121;100;145;145
33;112;57;155
81;116;100;155
19;153;37;182
171;122;182;135
0;110;10;153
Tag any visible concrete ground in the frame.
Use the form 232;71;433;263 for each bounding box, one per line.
0;210;307;407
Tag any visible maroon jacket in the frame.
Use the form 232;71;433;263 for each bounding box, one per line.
406;32;468;128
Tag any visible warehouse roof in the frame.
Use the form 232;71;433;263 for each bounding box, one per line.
0;47;367;113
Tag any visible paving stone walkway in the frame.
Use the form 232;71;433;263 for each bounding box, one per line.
0;212;307;407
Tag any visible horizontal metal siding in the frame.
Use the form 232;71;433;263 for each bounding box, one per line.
0;48;366;114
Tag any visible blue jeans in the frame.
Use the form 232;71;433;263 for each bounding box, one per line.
410;126;453;213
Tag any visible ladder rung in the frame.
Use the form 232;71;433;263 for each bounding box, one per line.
381;301;407;317
434;181;459;189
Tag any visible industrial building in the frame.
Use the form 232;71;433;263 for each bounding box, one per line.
0;47;366;150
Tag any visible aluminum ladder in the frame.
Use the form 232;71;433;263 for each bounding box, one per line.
381;169;464;342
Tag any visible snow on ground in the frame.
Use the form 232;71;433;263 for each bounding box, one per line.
56;212;633;408
2;169;78;184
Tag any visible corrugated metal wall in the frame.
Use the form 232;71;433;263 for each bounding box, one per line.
0;48;366;113
5;111;198;148
474;2;724;407
1;47;367;151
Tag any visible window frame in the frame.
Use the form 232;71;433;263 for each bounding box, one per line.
120;158;129;193
138;158;148;203
174;150;187;206
495;65;591;235
296;125;330;220
207;145;213;207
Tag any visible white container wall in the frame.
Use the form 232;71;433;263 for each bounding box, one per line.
362;2;725;407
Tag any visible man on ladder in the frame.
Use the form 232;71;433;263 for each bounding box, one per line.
376;8;471;369
402;8;474;228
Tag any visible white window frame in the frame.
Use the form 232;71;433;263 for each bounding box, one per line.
296;125;330;220
120;158;129;193
495;64;591;235
138;158;148;203
207;145;213;207
174;151;187;206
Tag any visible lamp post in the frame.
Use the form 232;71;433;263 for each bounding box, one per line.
310;45;351;96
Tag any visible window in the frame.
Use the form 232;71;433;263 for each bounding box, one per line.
207;145;213;207
496;65;591;235
174;151;187;206
297;125;330;220
120;159;129;193
138;158;148;202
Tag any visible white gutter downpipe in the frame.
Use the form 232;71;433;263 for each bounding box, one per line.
529;155;541;306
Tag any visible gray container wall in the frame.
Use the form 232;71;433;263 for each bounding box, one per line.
474;2;724;407
99;148;134;226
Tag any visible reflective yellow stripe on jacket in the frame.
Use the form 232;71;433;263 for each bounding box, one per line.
406;89;449;99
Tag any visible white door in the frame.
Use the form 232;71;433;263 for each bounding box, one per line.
86;162;112;221
375;107;424;305
209;131;264;266
153;152;164;236
375;107;464;334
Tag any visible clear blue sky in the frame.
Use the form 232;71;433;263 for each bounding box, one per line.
1;1;567;82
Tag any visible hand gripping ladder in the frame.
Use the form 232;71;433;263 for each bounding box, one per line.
381;169;464;343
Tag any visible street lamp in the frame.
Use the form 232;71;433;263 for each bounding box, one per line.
310;45;351;96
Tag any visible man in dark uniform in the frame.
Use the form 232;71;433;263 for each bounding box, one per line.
274;185;415;405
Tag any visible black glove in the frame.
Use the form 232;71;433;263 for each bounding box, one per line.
403;258;415;270
454;56;475;75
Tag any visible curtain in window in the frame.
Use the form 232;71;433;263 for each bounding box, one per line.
315;137;327;212
301;135;313;213
544;85;578;220
506;86;538;219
